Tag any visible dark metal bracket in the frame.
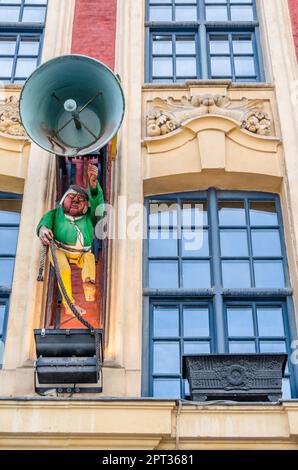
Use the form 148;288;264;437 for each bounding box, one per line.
34;370;103;396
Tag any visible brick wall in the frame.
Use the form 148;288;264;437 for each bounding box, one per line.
289;0;298;59
71;0;117;69
69;1;116;328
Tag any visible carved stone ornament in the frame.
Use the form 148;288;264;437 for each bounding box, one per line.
182;353;287;402
0;95;26;137
146;94;272;137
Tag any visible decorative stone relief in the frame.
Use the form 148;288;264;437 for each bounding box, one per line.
146;94;272;137
183;354;286;402
0;96;27;137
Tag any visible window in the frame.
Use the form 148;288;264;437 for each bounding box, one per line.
144;190;296;399
0;194;22;367
146;0;263;82
150;300;213;397
151;33;199;82
0;0;47;83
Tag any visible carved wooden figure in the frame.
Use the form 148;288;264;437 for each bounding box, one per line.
37;163;104;316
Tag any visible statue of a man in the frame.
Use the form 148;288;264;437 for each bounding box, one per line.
36;164;104;316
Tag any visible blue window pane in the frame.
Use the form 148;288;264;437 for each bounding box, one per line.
175;0;197;4
149;261;178;288
15;57;37;77
249;201;278;226
230;0;252;3
25;0;47;3
257;307;285;337
153;306;179;337
206;6;228;21
152;36;172;55
152;78;174;83
229;341;256;353
153;342;180;373
153;57;173;77
218;202;246;226
175;6;197;21
0;339;4;367
176;57;196;77
254;261;285;288
259;341;286;353
0;209;21;224
183;307;209;337
182;229;209;257
22;6;46;22
149;202;178;228
209;36;229;54
184;341;210;353
251;230;282;257
150;6;172;21
0;38;16;55
0;258;15;288
227;307;254;337
220;229;248;256
0;305;5;336
0;58;13;76
234;57;256;77
149;229;178;257
19;38;40;56
211;57;232;77
233;38;253;54
0;7;19;21
282;378;292;400
176;37;196;54
182;202;207;227
153;379;181;398
0;228;18;255
222;260;251;288
182;261;211;288
231;6;254;21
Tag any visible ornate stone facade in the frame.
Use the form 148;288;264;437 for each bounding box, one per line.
146;94;272;138
0;96;27;138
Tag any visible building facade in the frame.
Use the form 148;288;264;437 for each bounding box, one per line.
0;0;298;449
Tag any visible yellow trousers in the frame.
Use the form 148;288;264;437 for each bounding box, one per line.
50;248;95;306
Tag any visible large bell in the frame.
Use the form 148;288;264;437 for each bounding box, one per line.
19;54;125;157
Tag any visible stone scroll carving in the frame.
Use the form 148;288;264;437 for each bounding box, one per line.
146;94;272;138
0;96;26;137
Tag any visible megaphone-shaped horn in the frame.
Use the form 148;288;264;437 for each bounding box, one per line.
19;54;125;157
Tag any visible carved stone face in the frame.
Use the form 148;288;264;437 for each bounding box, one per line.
63;192;88;217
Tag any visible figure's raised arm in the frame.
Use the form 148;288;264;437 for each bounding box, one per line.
87;163;98;190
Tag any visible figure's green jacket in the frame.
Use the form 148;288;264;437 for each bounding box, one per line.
36;182;104;247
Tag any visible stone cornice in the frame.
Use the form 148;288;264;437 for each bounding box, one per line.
142;81;275;91
0;400;297;449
